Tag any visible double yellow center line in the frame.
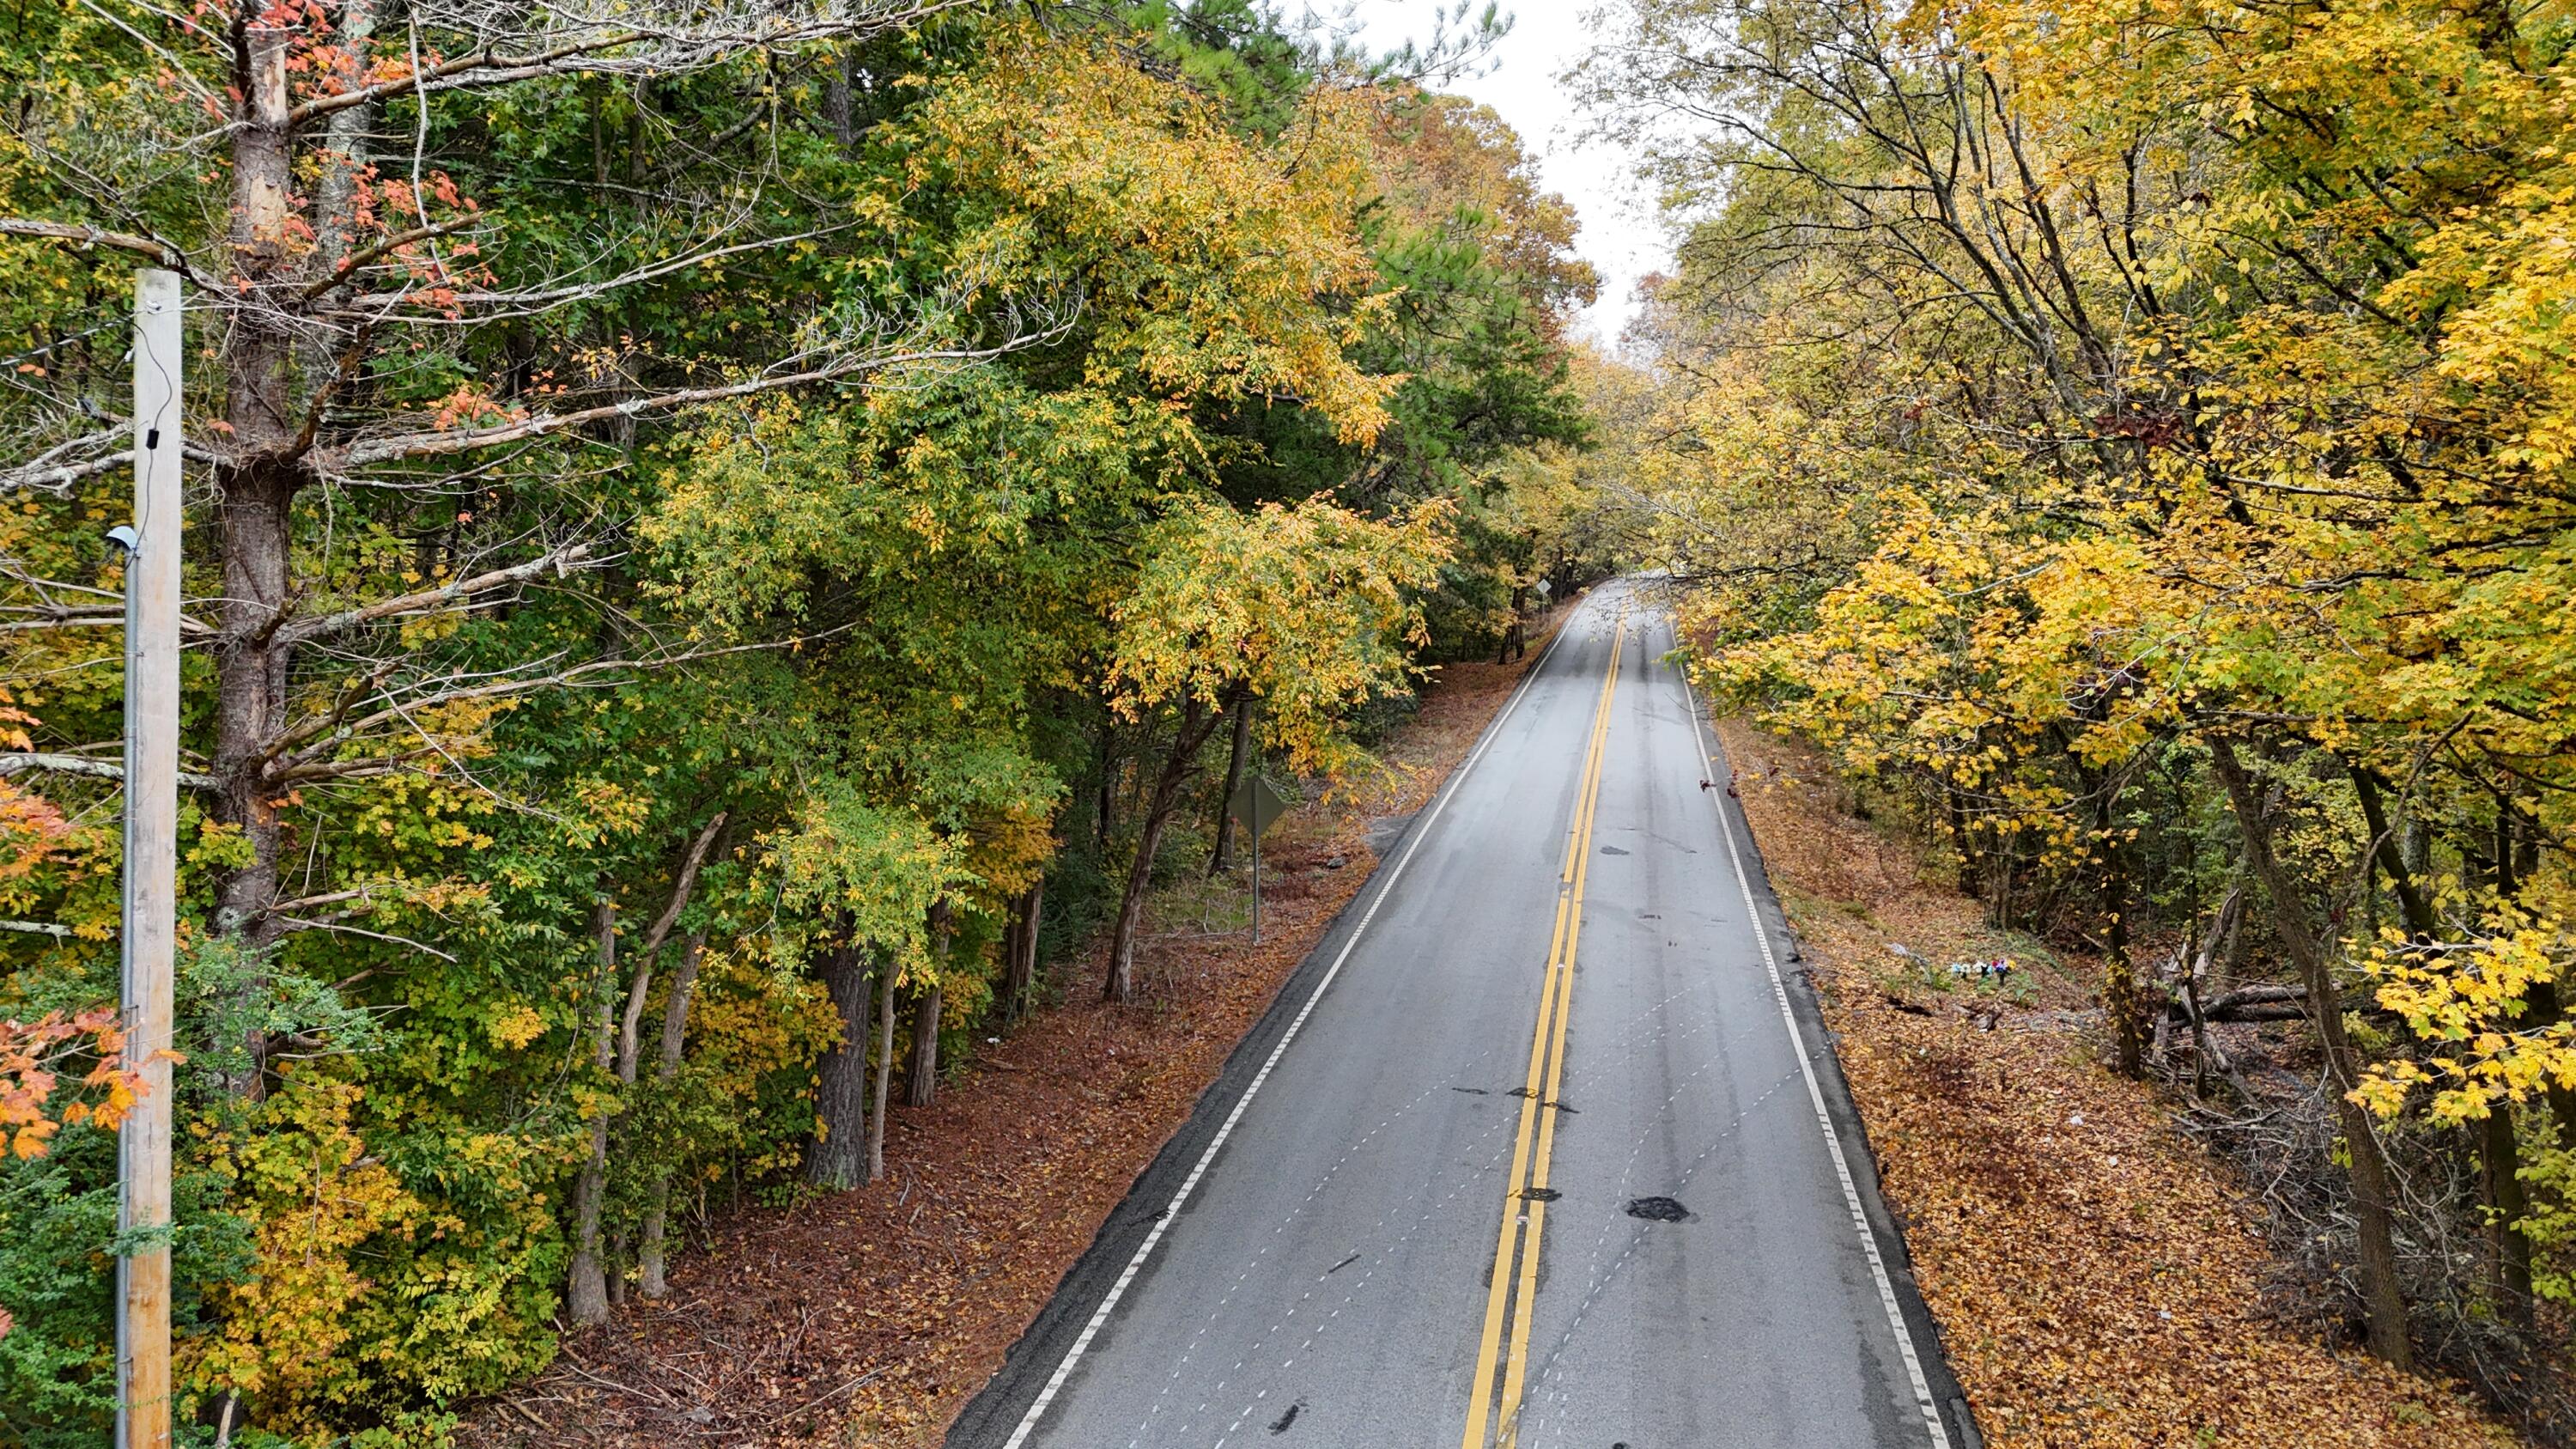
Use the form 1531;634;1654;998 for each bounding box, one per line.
1460;607;1625;1449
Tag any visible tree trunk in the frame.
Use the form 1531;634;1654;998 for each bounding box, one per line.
208;21;306;1099
998;913;1022;1022
2210;739;2411;1368
908;983;943;1108
585;813;725;1302
867;952;897;1182
2102;838;2142;1079
305;0;374;381
824;49;855;147
2357;766;2543;1322
638;932;704;1298
807;945;875;1190
1209;692;1252;875
567;902;617;1327
1006;880;1042;1025
907;904;950;1109
2482;1105;2535;1327
1108;700;1218;1002
1096;721;1120;851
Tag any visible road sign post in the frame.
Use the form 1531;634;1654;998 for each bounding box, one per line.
1227;773;1291;944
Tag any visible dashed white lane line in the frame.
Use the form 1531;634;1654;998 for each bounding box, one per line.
1682;671;1953;1449
999;601;1592;1449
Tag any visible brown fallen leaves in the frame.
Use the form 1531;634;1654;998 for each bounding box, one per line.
459;618;1568;1449
1715;721;2515;1449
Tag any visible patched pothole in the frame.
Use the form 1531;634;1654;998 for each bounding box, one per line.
1625;1196;1690;1222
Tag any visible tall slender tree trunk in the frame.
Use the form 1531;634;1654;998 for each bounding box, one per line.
1209;691;1251;876
1096;719;1120;850
1011;881;1042;1024
908;983;942;1108
2211;739;2411;1368
867;954;897;1182
2066;744;2144;1078
907;904;951;1109
2482;1107;2536;1325
638;931;704;1298
1108;700;1218;1003
2356;765;2541;1324
996;882;1042;1026
580;813;726;1305
807;945;875;1189
567;902;617;1327
2101;833;2142;1079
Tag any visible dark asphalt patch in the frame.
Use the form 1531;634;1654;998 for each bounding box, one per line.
1325;1252;1360;1275
1600;845;1631;855
1520;1187;1562;1202
1268;1402;1302;1434
1624;1196;1689;1222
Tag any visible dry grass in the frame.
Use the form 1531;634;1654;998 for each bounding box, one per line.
1716;720;2514;1449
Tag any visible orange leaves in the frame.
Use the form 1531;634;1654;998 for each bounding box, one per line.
0;1007;137;1162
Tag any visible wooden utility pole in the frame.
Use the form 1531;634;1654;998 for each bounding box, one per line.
117;267;182;1449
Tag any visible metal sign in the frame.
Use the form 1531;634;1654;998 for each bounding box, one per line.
1228;774;1292;842
1230;775;1293;944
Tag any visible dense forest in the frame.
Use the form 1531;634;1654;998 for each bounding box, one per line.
0;2;1625;1442
16;0;2576;1439
1592;0;2576;1431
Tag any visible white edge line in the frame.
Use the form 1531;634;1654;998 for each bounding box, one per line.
999;597;1593;1449
1680;663;1953;1449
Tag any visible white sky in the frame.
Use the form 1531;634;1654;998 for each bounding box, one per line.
1352;1;1673;346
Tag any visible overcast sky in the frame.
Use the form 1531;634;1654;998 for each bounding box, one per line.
1350;1;1672;346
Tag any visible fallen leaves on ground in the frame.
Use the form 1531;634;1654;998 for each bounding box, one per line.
457;616;1570;1449
1715;721;2516;1449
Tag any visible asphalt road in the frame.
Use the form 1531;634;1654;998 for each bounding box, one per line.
951;582;1971;1449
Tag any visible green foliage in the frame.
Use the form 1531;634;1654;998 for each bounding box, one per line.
0;3;1615;1440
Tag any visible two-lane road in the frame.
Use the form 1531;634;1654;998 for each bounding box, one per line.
951;583;1968;1449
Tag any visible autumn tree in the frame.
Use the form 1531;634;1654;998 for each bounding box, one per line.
1589;0;2576;1392
1100;496;1450;1000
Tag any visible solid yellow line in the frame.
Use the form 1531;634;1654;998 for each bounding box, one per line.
1461;609;1624;1449
1498;618;1619;1443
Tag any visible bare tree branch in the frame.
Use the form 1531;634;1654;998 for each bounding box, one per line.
0;919;78;938
272;916;459;961
333;332;1068;469
276;545;598;645
286;2;963;125
0;752;219;790
0;218;209;283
